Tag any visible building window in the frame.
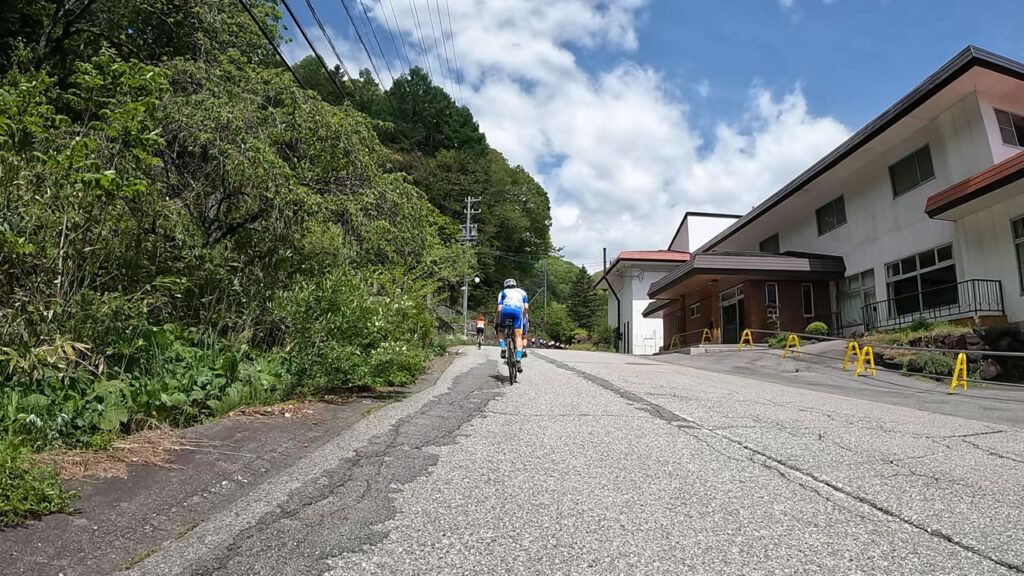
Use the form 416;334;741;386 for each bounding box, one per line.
889;145;935;198
837;270;876;328
1014;217;1024;293
765;283;779;308
759;234;780;253
815;196;847;236
689;302;701;318
995;109;1024;147
885;244;957;317
801;284;814;317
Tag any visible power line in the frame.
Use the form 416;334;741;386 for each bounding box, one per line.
409;0;434;81
236;0;307;90
280;0;347;99
432;0;456;101
338;0;387;89
442;0;464;104
356;0;395;85
424;0;450;94
378;0;411;72
303;0;352;81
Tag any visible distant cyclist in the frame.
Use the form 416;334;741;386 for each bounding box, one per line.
475;315;487;348
496;278;528;372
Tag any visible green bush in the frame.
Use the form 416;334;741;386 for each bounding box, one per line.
0;442;76;526
278;268;437;393
909;352;957;377
909;315;933;333
805;322;829;336
766;333;791;349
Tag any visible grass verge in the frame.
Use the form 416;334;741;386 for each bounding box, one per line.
1;442;77;527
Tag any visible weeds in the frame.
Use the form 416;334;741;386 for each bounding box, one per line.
0;442;77;526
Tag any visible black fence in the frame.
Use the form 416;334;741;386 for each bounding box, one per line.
861;278;1004;331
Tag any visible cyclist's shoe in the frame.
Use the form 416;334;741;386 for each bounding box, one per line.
522;349;528;358
500;349;506;359
516;360;523;373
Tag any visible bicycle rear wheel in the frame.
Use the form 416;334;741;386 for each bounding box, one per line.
506;338;516;385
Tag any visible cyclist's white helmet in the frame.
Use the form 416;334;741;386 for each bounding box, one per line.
503;278;517;288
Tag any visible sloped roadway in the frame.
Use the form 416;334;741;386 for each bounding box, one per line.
126;347;1024;575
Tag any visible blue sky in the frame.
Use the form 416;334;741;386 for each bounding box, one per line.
281;0;1024;266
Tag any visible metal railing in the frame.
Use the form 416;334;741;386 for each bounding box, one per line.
861;278;1003;331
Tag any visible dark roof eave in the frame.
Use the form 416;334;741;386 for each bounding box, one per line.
647;254;845;298
699;45;1024;252
926;153;1024;218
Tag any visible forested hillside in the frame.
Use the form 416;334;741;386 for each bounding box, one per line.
0;0;602;523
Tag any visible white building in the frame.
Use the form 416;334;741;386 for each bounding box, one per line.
646;46;1024;343
597;213;738;354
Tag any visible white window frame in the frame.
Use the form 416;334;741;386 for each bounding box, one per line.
801;283;814;317
689;302;701;319
815;195;847;236
765;282;779;307
888;145;936;198
995;109;1024;148
1013;215;1024;294
836;269;876;327
884;243;957;312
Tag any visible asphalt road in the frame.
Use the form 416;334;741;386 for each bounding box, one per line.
123;347;1024;575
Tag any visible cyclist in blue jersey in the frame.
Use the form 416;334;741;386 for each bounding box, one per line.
496;278;529;372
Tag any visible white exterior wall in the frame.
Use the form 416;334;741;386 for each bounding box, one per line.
718;93;994;322
956;180;1024;322
671;215;738;253
603;264;670;354
630;269;666;355
976;91;1024;164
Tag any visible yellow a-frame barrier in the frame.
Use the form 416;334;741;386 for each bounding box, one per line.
781;334;801;358
737;329;754;351
949;352;968;394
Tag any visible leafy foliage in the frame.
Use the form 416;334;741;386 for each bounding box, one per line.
567;266;600;331
805;322;829;336
1;441;76;526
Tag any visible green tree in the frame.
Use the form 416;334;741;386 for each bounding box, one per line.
385;67;486;156
538;302;576;343
567;266;599;331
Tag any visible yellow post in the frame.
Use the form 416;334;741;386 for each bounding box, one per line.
949;352;968;394
669;334;682;350
738;329;754;351
855;346;876;378
842;341;862;371
700;328;712;346
782;333;801;358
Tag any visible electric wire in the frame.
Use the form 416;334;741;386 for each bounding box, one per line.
432;0;455;100
236;0;307;90
280;0;347;99
442;0;465;104
303;0;352;81
357;0;395;84
409;0;435;81
378;0;411;72
424;0;450;93
338;0;387;88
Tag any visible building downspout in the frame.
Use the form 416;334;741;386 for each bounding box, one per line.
601;247;622;352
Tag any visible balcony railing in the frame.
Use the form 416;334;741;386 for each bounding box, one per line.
861;278;1003;331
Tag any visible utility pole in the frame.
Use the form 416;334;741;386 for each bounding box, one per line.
461;196;481;338
543;260;548;326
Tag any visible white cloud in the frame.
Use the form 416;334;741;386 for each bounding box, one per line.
778;0;795;8
289;0;852;264
696;79;711;98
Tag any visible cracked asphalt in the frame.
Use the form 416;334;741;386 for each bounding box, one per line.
122;347;1024;575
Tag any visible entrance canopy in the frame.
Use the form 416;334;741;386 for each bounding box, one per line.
647;251;846;301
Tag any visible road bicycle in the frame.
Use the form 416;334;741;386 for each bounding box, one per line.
499;317;517;385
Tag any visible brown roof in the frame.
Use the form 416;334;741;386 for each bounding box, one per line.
614;250;691;262
594;250;690;289
647;251;846;299
925;151;1024;218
